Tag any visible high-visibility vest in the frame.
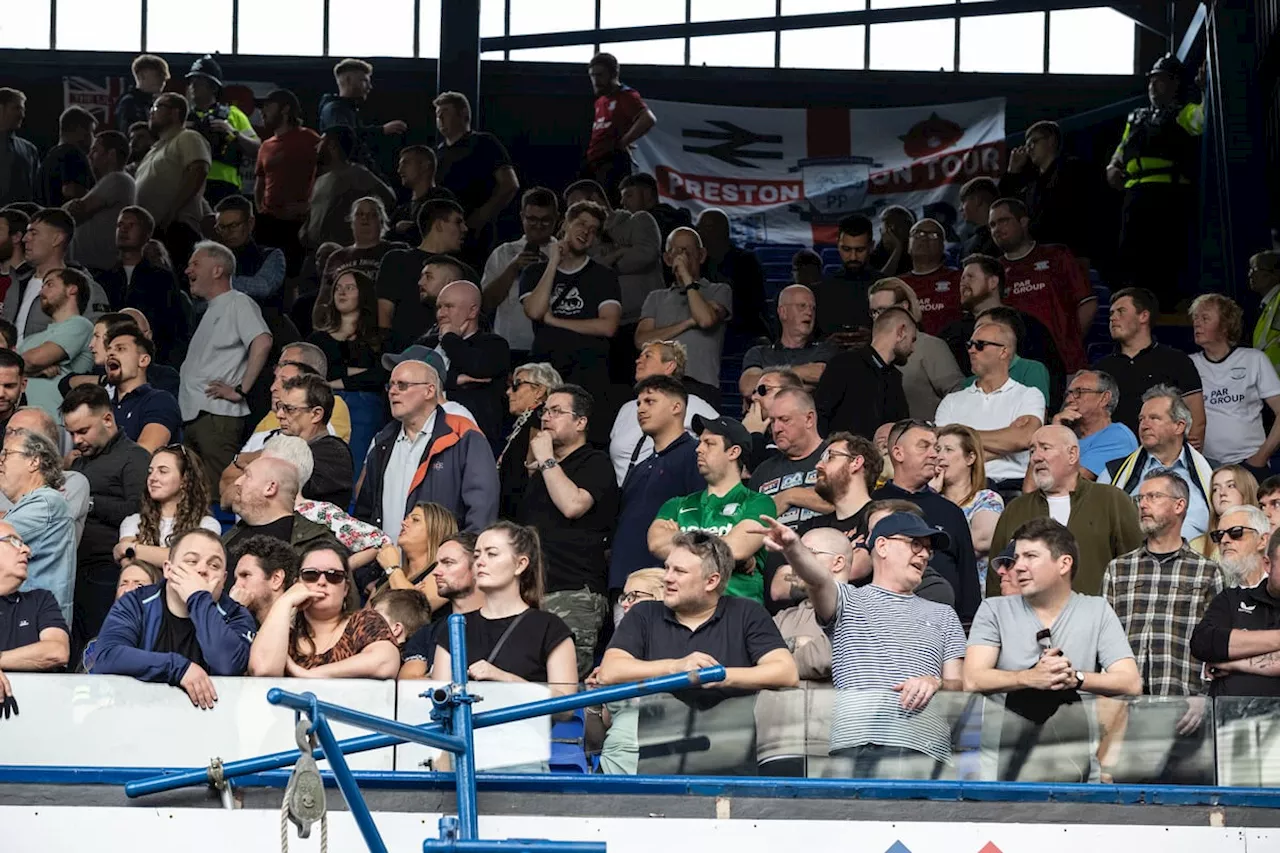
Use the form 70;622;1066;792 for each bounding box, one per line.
1254;287;1280;372
1112;102;1204;189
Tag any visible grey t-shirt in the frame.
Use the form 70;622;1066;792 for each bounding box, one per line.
742;339;838;372
967;592;1135;674
178;289;270;421
69;170;136;272
639;279;733;386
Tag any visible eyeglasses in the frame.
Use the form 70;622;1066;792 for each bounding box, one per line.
508;379;538;392
300;568;348;585
911;231;944;241
542;406;576;419
754;384;784;397
274;401;316;415
386;380;433;392
966;339;1006;352
1065;387;1106;398
1210;526;1259;544
884;535;934;556
1133;492;1179;506
619;590;657;605
819;448;857;464
0;533;28;552
0;448;29;461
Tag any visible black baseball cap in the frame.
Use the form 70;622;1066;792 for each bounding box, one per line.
868;512;951;551
692;414;751;455
990;542;1017;572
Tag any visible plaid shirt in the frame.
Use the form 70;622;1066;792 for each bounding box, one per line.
1102;542;1225;696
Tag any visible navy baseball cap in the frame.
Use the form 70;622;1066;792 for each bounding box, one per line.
990;542;1017;572
868;512;951;551
692;414;751;455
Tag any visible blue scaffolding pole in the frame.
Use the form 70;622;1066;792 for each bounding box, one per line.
126;613;727;853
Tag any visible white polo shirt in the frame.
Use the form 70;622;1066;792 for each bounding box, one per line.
934;376;1045;482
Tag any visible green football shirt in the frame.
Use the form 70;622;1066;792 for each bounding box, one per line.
655;482;776;603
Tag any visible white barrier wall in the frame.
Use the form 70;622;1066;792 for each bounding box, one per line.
0;674;550;771
1;808;1272;853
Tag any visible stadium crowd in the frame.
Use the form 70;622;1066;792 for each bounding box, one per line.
0;46;1278;783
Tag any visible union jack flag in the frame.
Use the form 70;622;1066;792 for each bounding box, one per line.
62;75;128;125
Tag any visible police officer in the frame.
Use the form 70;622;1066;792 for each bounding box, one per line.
184;55;260;205
1107;54;1204;310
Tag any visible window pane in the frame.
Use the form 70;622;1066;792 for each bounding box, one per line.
1049;8;1135;74
599;39;687;66
508;45;598;63
509;0;594;35
1;0;51;49
481;0;505;38
869;20;954;70
330;0;414;57
959;12;1043;73
781;25;864;69
148;0;232;53
418;0;442;57
238;0;321;56
601;0;686;28
870;0;950;9
690;31;776;67
58;0;140;51
782;0;864;12
692;0;776;21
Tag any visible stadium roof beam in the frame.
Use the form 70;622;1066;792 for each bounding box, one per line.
480;0;1169;53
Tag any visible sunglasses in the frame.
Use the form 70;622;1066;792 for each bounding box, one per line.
966;339;1006;351
619;590;656;605
1209;526;1258;544
754;384;784;397
300;568;348;585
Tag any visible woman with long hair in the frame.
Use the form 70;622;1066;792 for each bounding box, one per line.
114;445;221;568
375;501;459;610
307;266;388;476
432;521;577;693
931;424;1003;587
1190;292;1280;470
1191;464;1260;557
497;362;562;519
249;540;400;678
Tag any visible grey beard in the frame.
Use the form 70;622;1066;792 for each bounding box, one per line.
1220;553;1261;587
1032;470;1054;491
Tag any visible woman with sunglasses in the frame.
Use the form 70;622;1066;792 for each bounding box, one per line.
249;540;400;678
1190;464;1260;557
114;445;221;569
930;425;1003;587
306;267;388;479
432;521;577;693
497;362;561;519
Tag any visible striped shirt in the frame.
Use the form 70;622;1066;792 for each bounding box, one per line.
1102;542;1224;696
821;583;967;761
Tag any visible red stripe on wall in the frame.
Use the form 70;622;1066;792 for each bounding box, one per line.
806;107;852;246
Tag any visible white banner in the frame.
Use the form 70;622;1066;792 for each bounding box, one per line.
633;97;1007;246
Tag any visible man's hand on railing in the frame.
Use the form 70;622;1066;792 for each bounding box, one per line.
1176;696;1208;736
1021;650;1076;691
179;663;218;710
671;652;720;677
0;668;16;719
892;676;941;711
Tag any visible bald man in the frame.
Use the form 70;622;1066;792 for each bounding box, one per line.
695;208;769;340
988;424;1143;595
224;455;334;555
739;284;838;399
405;279;509;443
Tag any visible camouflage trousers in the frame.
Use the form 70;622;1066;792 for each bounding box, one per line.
543;587;609;679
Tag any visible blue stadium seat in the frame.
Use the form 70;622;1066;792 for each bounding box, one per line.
211;504;236;534
821;247;841;267
752;244;807;267
762;262;792;284
549;709;591;774
822;264;842;279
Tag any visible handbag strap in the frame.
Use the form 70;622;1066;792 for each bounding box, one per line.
486;610;530;668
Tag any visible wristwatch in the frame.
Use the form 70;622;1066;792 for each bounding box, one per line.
1074;670;1086;690
234;385;246;401
383;563;401;578
685;281;701;292
537;458;559;471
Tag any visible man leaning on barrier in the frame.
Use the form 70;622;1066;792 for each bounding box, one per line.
758;511;965;780
0;521;70;719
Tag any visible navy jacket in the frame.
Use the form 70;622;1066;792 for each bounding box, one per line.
91;581;255;684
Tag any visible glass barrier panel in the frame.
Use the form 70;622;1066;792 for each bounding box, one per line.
1213;696;1280;788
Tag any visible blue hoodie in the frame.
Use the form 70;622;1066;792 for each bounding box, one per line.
91;581;255;684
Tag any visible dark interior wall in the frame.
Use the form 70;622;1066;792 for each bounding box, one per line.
1;47;1141;190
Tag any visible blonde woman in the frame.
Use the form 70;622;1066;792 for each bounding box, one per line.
375;501;460;612
931;424;1003;587
1190;464;1259;557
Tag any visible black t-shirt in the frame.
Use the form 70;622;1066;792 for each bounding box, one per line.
402;602;454;666
39;143;93;206
811;269;874;338
305;434;354;508
153;602;207;669
436;131;512;216
436;608;573;683
390;187;460;245
748;442;828;530
608;597;786;708
375;247;435;352
518;258;622;394
1095;342;1203;435
0;589;67;655
242;515;295;543
518;444;619;594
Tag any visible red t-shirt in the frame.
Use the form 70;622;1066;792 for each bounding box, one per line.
1001;243;1093;371
255;126;321;216
900;266;962;336
587;85;646;165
